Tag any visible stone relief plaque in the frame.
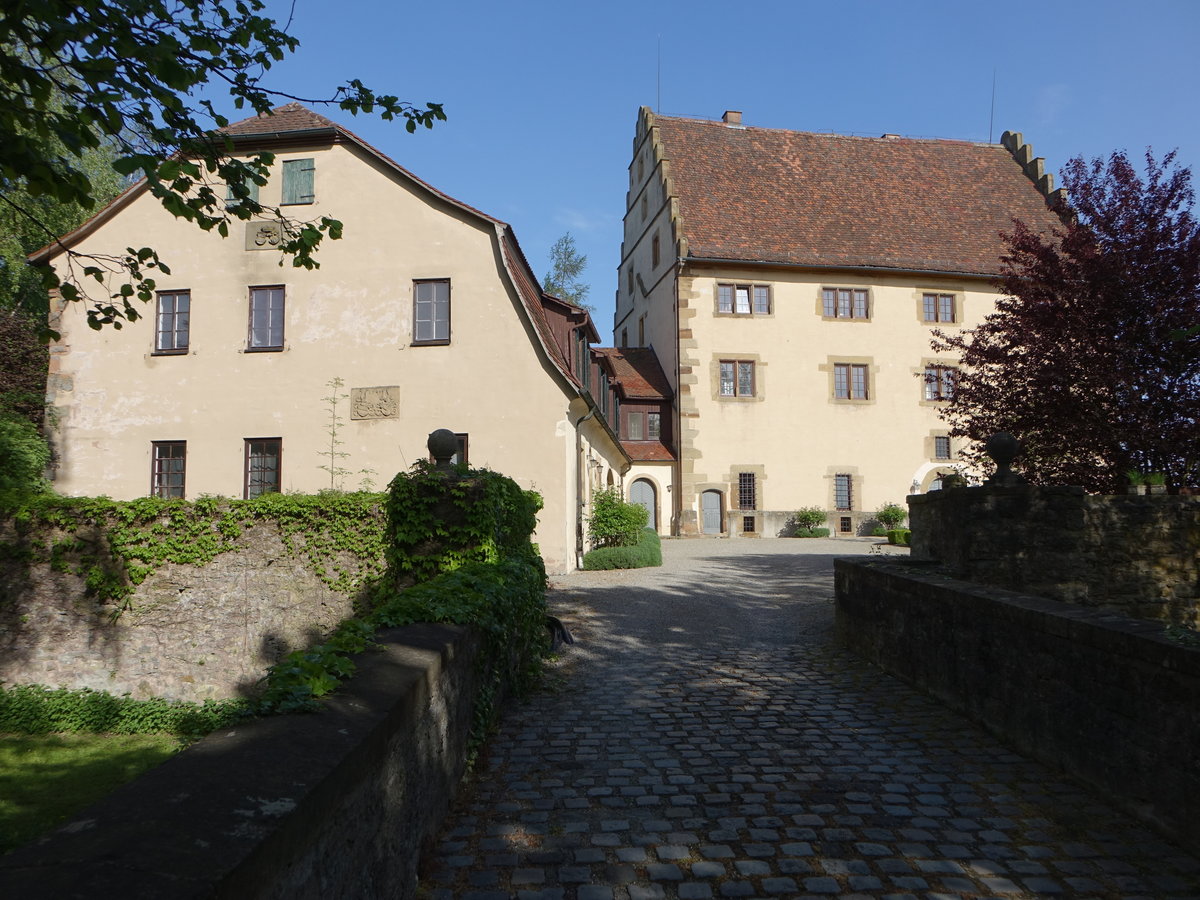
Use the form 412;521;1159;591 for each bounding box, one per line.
350;386;399;420
245;221;282;250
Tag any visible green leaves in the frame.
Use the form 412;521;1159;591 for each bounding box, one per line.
3;0;445;323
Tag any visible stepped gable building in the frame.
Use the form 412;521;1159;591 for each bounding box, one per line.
34;103;627;573
614;107;1065;537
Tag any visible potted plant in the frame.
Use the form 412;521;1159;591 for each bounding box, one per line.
1146;472;1168;495
1124;470;1147;495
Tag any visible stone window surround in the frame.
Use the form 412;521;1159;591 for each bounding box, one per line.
817;285;872;322
928;430;954;461
820;356;877;405
714;282;773;318
712;354;764;402
915;288;964;326
826;466;863;521
916;358;959;406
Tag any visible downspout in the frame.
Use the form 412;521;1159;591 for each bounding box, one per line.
573;407;597;569
673;257;683;536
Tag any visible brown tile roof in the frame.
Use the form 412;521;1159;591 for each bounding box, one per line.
593;348;673;401
621;440;676;462
221;102;339;136
652;113;1065;277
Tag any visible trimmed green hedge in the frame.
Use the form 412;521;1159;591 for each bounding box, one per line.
582;527;662;570
887;528;911;546
792;527;831;538
0;685;246;738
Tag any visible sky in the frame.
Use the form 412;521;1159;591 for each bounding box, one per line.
233;0;1200;342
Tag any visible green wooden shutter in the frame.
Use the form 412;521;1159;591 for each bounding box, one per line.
282;158;315;204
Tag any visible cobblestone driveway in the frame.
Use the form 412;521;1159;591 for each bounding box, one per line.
421;538;1200;900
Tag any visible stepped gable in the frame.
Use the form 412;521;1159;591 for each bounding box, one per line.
653;113;1066;277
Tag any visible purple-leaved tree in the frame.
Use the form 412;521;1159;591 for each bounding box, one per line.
933;150;1200;492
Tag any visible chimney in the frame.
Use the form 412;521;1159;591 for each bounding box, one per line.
722;110;742;127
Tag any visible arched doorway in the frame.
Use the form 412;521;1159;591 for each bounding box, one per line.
630;478;657;529
701;490;723;534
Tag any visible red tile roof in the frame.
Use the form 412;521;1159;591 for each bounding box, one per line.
651;112;1065;277
592;348;673;401
621;440;676;462
221;102;339;136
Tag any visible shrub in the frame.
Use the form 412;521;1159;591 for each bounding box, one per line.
0;685;247;738
583;527;661;569
886;528;911;546
875;502;907;530
792;506;827;530
792;527;831;538
0;415;50;493
587;488;648;549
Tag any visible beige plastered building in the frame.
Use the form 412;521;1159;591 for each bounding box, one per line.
613;108;1065;537
33;104;627;574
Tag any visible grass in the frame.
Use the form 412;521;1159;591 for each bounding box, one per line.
0;732;179;854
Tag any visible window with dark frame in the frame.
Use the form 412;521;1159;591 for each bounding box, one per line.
923;292;956;323
840;516;853;534
281;158;315;205
638;317;645;347
719;360;755;397
742;515;756;533
454;434;468;465
244;438;281;498
647;412;661;440
155;290;190;353
737;472;756;510
413;279;450;344
822;287;869;319
651;232;660;268
151;441;186;498
717;283;771;315
833;363;869;400
923;365;957;401
934;435;952;459
627;267;634;296
834;473;853;511
248;286;284;350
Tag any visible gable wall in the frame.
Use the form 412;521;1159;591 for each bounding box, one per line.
45;141;587;571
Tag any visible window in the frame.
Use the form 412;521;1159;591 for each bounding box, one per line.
924;366;957;401
742;515;756;533
647;412;661;440
651;232;660;268
151;441;186;498
627;411;644;440
627;267;634;296
154;290;190;353
281;158;315;205
454;434;469;465
934;436;952;460
413;279;450;344
719;360;755;397
833;363;869;400
638;316;645;347
840;516;853;534
244;438;281;498
835;474;853;511
621;328;628;347
717;283;770;315
225;171;259;207
248;286;284;350
640;194;647;220
822;287;869;319
923;292;956;323
737;472;756;510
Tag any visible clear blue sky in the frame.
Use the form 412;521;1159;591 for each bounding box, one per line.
242;0;1199;342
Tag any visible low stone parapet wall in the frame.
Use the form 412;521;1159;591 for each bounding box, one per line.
0;623;479;899
835;558;1200;855
908;486;1200;626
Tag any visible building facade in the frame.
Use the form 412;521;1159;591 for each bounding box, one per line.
35;104;626;573
614;108;1065;537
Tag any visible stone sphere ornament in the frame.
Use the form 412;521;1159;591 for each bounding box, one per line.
984;432;1027;486
427;429;458;468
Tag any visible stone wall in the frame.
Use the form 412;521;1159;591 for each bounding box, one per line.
835;558;1200;856
909;486;1200;626
0;522;376;701
0;624;479;899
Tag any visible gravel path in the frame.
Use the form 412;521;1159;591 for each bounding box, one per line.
420;537;1200;899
